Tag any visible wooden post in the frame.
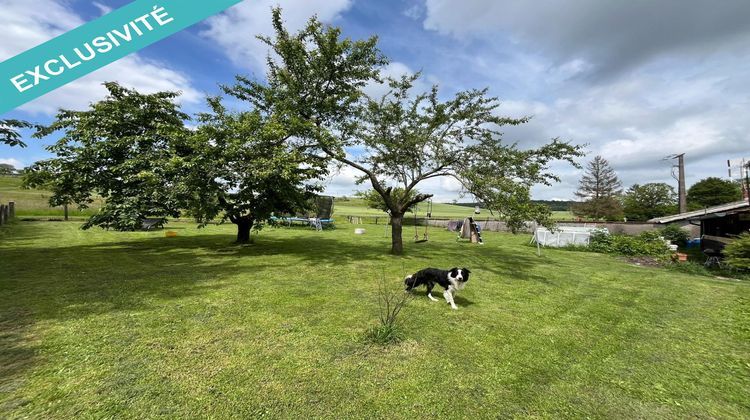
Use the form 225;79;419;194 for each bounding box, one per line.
0;204;6;226
8;201;15;219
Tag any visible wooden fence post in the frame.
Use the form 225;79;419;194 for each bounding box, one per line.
0;204;6;226
8;201;15;219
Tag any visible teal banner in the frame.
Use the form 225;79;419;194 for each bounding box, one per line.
0;0;243;115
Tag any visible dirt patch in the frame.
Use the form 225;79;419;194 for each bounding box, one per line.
623;256;663;268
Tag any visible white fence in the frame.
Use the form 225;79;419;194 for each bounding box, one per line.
531;226;607;247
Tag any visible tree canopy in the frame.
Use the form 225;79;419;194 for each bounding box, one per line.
687;177;742;208
0;163;17;175
228;13;583;254
30;82;189;230
173;97;328;242
622;183;677;221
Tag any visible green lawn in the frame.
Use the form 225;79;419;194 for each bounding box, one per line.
0;176;101;218
1;219;748;418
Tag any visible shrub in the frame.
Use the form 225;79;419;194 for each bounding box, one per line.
660;224;690;247
588;228;614;253
724;233;750;272
365;276;412;345
588;229;669;257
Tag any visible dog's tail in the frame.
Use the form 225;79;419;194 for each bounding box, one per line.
404;274;417;289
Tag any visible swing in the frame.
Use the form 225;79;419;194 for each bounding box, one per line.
413;199;433;243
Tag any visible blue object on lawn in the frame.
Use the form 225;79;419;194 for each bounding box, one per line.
687;238;701;248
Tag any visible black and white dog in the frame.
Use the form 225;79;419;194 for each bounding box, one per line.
404;267;471;310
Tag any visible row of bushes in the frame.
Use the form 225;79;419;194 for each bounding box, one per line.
588;229;671;257
582;227;750;273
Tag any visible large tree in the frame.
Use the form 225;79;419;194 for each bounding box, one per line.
230;11;582;253
173;97;328;243
572;155;623;220
622;183;677;221
31;82;188;230
347;75;582;252
687;177;742;208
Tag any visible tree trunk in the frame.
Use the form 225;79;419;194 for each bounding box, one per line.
234;216;254;243
63;204;69;221
390;213;404;255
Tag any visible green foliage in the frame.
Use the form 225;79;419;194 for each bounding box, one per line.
0;163;16;175
217;7;383;242
623;183;677;221
0;119;34;148
724;233;750;271
667;260;712;276
353;72;583;245
366;276;411;345
174;96;327;242
573;156;623;220
31;82;188;231
461;137;584;232
660;224;691;247
589;229;669;257
687;177;742;208
356;188;419;214
229;8;583;254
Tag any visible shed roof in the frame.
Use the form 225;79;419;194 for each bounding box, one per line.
648;200;750;223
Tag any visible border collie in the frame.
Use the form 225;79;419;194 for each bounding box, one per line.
404;267;471;310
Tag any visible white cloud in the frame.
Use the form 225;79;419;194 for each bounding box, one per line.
423;0;750;79
417;0;750;200
17;56;202;115
1;0;199;116
201;0;353;73
362;61;432;99
93;2;113;16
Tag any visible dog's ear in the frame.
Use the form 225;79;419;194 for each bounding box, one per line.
463;268;471;274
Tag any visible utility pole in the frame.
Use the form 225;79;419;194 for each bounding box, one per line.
664;153;687;213
676;154;686;213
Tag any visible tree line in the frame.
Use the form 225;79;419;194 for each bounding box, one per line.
572;155;744;221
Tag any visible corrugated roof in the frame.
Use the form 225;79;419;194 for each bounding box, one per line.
648;200;750;223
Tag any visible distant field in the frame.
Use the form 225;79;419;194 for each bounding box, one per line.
333;198;493;219
0;176;575;220
0;176;100;217
334;198;574;221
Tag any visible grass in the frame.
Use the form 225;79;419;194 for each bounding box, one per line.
0;176;102;218
1;218;748;418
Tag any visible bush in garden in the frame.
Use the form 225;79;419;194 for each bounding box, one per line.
724;233;750;272
588;229;669;257
660;224;691;247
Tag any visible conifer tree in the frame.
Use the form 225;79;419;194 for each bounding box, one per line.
573;155;623;220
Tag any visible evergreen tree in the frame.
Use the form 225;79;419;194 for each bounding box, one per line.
573;155;623;220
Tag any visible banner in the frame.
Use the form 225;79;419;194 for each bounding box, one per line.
0;0;243;114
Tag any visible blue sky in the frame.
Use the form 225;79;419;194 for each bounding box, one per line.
2;0;750;201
